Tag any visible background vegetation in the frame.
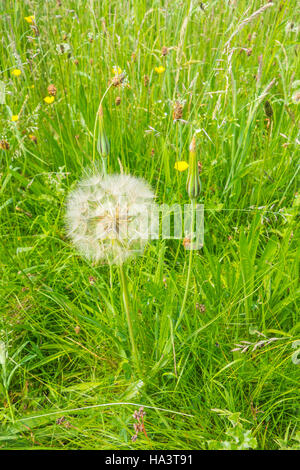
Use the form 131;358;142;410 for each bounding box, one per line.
0;0;299;449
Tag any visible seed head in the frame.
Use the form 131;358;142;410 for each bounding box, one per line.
173;101;183;121
0;139;10;150
161;46;168;56
47;84;57;96
65;172;156;265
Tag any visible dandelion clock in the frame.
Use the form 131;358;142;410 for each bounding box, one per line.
65;170;157;373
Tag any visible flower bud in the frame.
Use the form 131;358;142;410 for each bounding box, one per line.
186;136;201;200
97;105;110;173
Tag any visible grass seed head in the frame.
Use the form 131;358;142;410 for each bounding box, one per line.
47;84;57;96
0;139;10;150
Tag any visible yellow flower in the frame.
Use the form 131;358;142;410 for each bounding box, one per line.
112;66;122;75
12;69;21;77
24;16;35;24
155;66;165;74
174;161;189;172
44;96;55;104
11;115;19;122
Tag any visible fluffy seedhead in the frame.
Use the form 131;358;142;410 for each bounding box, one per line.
65;172;156;264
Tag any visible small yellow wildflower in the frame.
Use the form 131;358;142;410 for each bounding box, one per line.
11;115;19;122
44;96;55;104
12;69;21;77
155;66;165;74
112;66;122;75
174;161;189;172
24;16;35;24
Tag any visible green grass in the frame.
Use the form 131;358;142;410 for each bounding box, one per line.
0;0;299;450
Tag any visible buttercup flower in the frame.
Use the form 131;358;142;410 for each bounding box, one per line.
155;66;165;74
112;66;122;75
175;161;189;172
24;16;35;24
12;69;21;77
11;115;19;122
65;172;156;264
44;96;55;104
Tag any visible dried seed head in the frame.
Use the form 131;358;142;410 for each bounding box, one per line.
0;139;10;150
196;303;206;312
173;101;183;121
144;75;149;87
198;161;203;174
111;74;126;87
183;237;191;249
47;84;57;96
74;59;79;66
161;46;168;56
115;96;121;106
74;325;80;334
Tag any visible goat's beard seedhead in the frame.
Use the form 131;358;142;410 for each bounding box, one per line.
65;172;156;265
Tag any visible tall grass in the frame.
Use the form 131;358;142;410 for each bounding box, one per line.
0;0;299;449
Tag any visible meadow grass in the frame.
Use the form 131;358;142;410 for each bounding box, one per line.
0;0;299;450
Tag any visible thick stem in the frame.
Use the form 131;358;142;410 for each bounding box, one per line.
119;263;140;374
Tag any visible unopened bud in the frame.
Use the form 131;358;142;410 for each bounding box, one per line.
97;105;110;158
186;136;201;200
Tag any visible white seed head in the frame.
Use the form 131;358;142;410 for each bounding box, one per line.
65;173;156;264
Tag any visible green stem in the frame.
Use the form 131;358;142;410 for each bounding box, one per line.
92;84;112;164
119;263;140;374
175;198;196;330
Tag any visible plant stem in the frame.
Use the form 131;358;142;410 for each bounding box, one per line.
175;198;196;330
119;263;140;374
92;84;112;164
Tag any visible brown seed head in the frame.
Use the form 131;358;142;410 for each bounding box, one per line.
0;139;10;150
143;75;149;87
161;46;168;56
173;101;183;120
115;96;121;106
111;74;125;87
47;84;57;96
